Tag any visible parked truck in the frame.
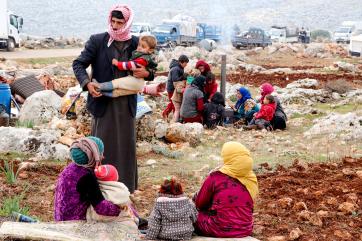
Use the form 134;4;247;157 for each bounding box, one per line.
0;0;23;51
197;23;222;42
349;35;362;57
270;26;299;43
333;21;362;44
152;15;197;48
231;27;271;49
269;26;310;43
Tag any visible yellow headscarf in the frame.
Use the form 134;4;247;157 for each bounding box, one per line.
219;141;259;201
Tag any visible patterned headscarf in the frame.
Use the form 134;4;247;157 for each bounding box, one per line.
70;136;104;169
107;5;133;47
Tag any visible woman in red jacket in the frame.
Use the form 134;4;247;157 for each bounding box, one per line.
196;60;218;102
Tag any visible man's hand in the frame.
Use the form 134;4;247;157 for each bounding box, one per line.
133;66;150;78
87;82;102;98
112;59;118;66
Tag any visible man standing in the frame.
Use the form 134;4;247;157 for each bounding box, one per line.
72;5;153;193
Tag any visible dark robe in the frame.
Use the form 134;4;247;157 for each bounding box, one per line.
91;40;138;193
73;33;154;193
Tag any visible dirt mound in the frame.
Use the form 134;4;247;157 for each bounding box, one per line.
255;158;362;240
227;71;362;88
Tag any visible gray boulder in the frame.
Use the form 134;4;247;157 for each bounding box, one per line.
0;127;69;160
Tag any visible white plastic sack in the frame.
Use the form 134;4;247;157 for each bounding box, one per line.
136;94;152;119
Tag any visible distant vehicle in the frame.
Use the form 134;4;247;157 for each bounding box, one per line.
231;27;271;49
131;23;152;37
0;0;23;51
269;26;299;43
349;35;362;57
333;21;362;44
269;26;310;43
152;15;197;48
197;23;222;42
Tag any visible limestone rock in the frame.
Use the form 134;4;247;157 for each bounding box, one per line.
136;141;153;156
165;122;204;146
136;115;156;141
334;61;356;72
304;44;325;57
286;78;319;89
304;113;362;141
146;159;157;166
0;127;68;160
238;62;266;73
19;90;62;125
154;120;169;139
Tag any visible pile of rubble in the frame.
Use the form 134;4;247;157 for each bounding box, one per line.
156;45;246;72
21;36;84;49
265;43;349;59
275;79;331;105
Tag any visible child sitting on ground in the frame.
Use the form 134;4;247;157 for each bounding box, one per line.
203;92;225;129
96;35;158;97
146;177;198;240
86;164;138;224
246;94;276;131
244;99;260;124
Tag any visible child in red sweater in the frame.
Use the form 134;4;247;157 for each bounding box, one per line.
95;35;158;97
246;94;276;130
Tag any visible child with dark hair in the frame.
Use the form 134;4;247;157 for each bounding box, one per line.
203;92;225;129
246;94;276;130
146;177;198;240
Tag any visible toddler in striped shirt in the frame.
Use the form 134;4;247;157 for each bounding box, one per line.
96;35;158;97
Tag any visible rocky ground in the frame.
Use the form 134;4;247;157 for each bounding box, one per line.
0;42;362;240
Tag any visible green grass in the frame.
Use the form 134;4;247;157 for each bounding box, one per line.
0;160;20;184
315;103;361;114
16;57;73;66
0;195;29;217
290;112;326;121
15;120;34;129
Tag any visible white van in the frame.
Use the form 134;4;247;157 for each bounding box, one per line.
131;23;152;37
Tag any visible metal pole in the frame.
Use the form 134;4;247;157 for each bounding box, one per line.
220;54;226;97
